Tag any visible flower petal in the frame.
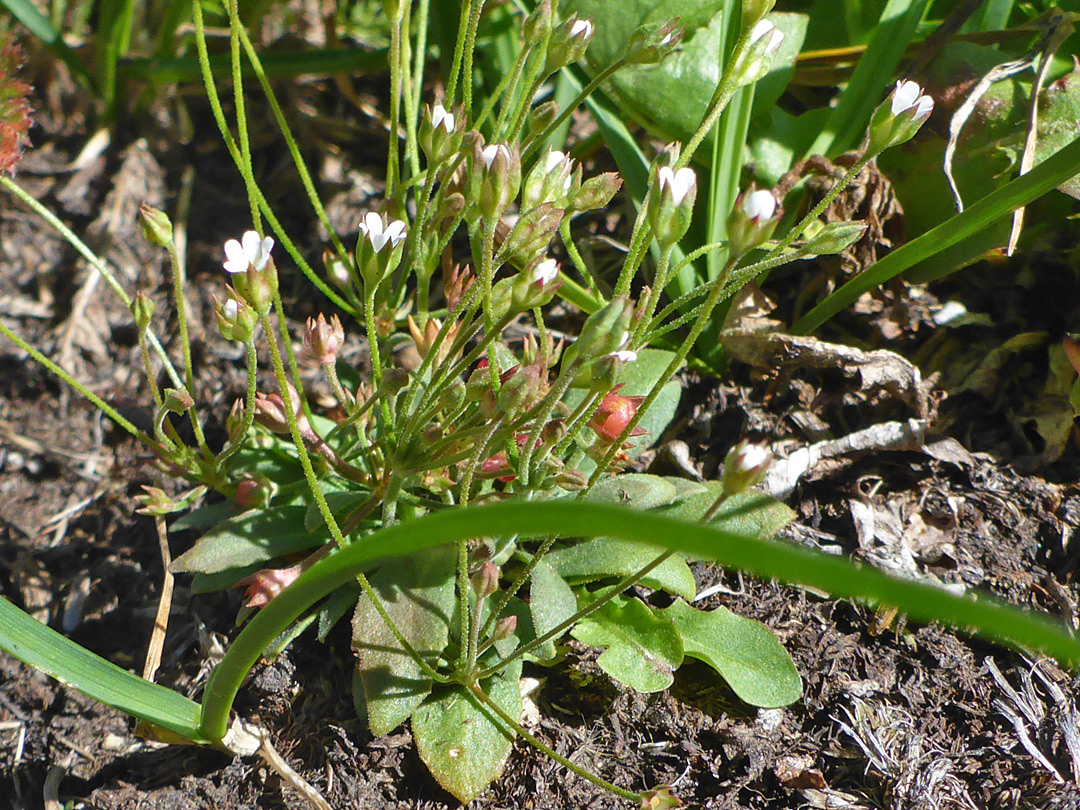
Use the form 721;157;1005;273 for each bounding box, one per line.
223;239;246;273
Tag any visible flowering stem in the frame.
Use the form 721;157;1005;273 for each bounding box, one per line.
387;16;403;196
216;338;258;468
466;684;640;803
444;0;472;107
227;0;261;233
677;29;749;171
460;0;486;116
480;531;556;640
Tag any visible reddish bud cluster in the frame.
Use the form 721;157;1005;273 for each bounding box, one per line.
0;37;31;176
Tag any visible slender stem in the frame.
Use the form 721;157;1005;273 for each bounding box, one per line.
137;330;165;411
461;0;486;116
476;550;675;680
676;29;749;171
493;43;530;137
216;338;258;467
444;0;472;106
0;176;183;388
521;59;626;161
481;532;556;639
408;0;431;181
468;684;640;803
387;17;403;196
227;0;261;232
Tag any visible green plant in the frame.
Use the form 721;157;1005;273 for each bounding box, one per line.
3;0;1080;806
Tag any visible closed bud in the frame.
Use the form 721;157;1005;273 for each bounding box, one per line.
523;148;576;210
562;296;634;369
571;172;622;213
545;15;593;73
304;313;344;365
420;102;464;169
472;561;500;600
382;0;404;22
624;18;683;65
648;165;697;249
640;786;684;810
527;101;559;138
234;478;265;508
556;468;589;491
541;418;567;445
477;142;521;222
588;384;645;442
490;615;518;642
502;205;564;267
136;485;178;516
726;185;779;259
226;398;246;444
138;203;173;248
742;0;777;30
130;291;155;331
523;0;552;42
866;80;934;154
253;384;302;434
799;220;867;256
721;439;772;496
380;367;410;396
733;18;784;88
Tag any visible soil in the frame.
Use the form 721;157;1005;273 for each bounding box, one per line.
4;26;1080;810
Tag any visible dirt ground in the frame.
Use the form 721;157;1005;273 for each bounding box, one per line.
4;32;1080;810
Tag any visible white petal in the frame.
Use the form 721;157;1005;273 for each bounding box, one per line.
253;236;274;270
891;80;921;115
241;230;262;263
618;330;630;348
363;211;384;239
767;27;784;53
743;189;777;221
545;150;566;172
571;19;592;38
914;94;934;119
384;219;407;247
669;167;697;206
531;259;559;284
481;144;500;169
749;19;775;45
223;239;246;273
611;350;637;363
224;299;239;319
432;104;449;129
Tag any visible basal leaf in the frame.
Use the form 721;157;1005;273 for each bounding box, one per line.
653;483;795;543
545;536;697;600
412;674;521;804
529;560;578;661
170;506;326;575
661;599;801;707
352;545;456;737
572;595;683;693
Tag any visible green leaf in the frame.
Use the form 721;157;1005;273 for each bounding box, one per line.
412;675;521;804
545;536;697;600
0;596;206;743
171;502;235;532
661;599;801;707
654;484;796;542
583;473;701;511
529;560;578;661
572;595;683;693
352;545;456;737
170;506;327;575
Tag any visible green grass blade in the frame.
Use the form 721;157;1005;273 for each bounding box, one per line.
117;47;389;84
793;134;1080;334
1;0;92;85
200;500;1080;741
0;596;207;742
806;0;930;158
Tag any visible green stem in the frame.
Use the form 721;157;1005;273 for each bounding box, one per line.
467;684;640;803
460;0;486;116
387;17;403;196
521;59;626;161
444;0;472;106
227;0;261;232
216;338;258;467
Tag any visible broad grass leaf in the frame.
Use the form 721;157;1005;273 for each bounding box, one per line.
661;599;801;707
571;595;683;692
412;675;521;804
352;545;456;737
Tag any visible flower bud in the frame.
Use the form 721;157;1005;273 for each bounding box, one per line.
136;485;177;516
162;387;195;414
726;185;779;259
130;291;155;331
556;468;589;491
215;292;258;342
523;0;552;42
234;478;264;508
472;561;500;600
236;564;304;608
571;172;622;213
640;786;683;810
527;101;560;138
304;313;344;365
733;19;784;88
742;0;777;29
355;210;407;290
501;204;564;267
545;15;593;73
624;18;683;65
648;165;697;249
799;220;868;257
511;256;562;311
253;384;302;434
382;0;404;23
490;615;518;643
380;367;411;396
226;398;246;444
419;102;464;169
866;80;934;154
476;142;521;222
721;439;772;496
523;149;576;210
138;203;173;248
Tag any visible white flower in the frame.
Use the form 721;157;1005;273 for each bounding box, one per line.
571;19;593;39
481;144;506;170
531;258;560;285
432;104;455;133
749;19;783;53
743;189;777;221
358;211;407;253
658;166;697;207
223;299;239;320
890;80;933;120
223;230;274;274
732;441;770;471
611;350;637;363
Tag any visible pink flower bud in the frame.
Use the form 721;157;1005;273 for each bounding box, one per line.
304;313;344;365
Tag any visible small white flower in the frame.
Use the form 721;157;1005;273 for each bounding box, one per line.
432;104;455;133
570;19;593;39
611;350;637;363
531;258;560;285
223;299;239;320
223;230;274;274
890;80;933;120
732;441;770;471
743;189;777;221
481;144;505;170
658;166;697;207
359;211;407;253
749;19;783;53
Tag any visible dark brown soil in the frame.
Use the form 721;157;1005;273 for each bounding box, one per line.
4;28;1080;810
